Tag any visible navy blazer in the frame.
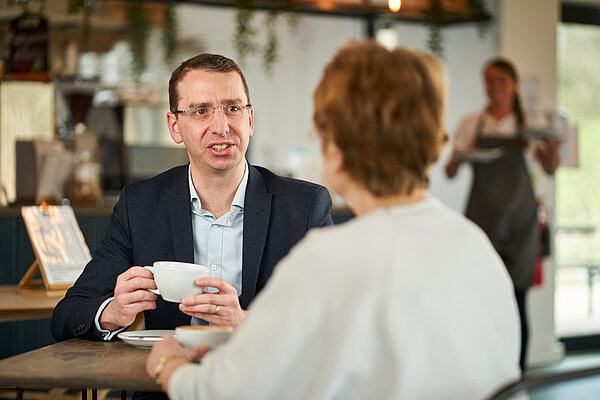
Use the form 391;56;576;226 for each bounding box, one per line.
51;164;333;341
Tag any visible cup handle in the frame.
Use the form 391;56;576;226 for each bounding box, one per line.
143;266;160;295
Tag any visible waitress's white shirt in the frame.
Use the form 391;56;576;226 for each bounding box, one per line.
168;196;521;400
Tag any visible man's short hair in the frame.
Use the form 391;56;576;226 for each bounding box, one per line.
168;53;251;113
313;40;447;197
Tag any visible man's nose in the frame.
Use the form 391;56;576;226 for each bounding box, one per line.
207;107;229;135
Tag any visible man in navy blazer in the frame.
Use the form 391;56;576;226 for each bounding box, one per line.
51;53;332;342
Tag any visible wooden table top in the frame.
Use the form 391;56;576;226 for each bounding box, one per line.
0;285;63;322
0;338;160;392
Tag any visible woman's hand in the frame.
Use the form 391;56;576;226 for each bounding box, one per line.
445;151;462;178
536;139;562;175
146;336;210;392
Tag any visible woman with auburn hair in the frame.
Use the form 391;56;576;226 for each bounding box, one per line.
445;58;562;371
146;41;520;399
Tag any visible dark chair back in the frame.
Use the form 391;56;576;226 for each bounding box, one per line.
486;365;600;400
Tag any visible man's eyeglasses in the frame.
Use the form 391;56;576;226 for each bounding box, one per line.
173;104;252;122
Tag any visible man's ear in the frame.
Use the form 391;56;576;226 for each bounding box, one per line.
248;107;254;137
167;112;183;144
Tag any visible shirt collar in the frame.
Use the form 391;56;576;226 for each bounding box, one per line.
188;161;249;212
232;161;249;210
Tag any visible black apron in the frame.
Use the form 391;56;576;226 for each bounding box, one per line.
465;116;539;290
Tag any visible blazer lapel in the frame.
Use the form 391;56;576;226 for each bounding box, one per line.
240;165;272;308
167;165;195;263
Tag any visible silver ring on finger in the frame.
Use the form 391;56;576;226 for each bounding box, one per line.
214;305;220;314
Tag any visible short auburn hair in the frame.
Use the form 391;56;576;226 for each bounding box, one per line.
168;53;251;113
313;40;447;197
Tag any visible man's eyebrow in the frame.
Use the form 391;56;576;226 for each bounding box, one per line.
186;101;212;109
222;98;245;105
186;98;245;109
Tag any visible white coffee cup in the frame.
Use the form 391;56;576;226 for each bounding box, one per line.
144;261;210;303
175;325;233;348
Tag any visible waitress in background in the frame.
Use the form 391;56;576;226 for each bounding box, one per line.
445;57;562;371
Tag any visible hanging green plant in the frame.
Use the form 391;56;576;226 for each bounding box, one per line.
426;23;444;59
234;0;298;74
425;0;447;59
234;0;259;67
263;9;278;75
125;1;149;81
161;1;179;69
425;0;492;59
284;0;299;31
469;0;492;39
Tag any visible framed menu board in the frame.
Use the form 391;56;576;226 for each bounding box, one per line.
20;204;91;295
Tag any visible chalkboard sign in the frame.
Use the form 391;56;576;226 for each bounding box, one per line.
7;12;49;81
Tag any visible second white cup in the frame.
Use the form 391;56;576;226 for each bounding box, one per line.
176;325;233;348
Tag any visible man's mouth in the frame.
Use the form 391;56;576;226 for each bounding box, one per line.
211;144;230;151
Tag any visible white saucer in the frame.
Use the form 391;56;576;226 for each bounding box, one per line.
455;147;504;163
118;330;175;349
524;128;564;141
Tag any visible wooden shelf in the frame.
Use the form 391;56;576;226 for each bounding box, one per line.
0;0;486;25
174;0;486;23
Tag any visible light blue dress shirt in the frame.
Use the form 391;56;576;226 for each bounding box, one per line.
188;162;248;324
